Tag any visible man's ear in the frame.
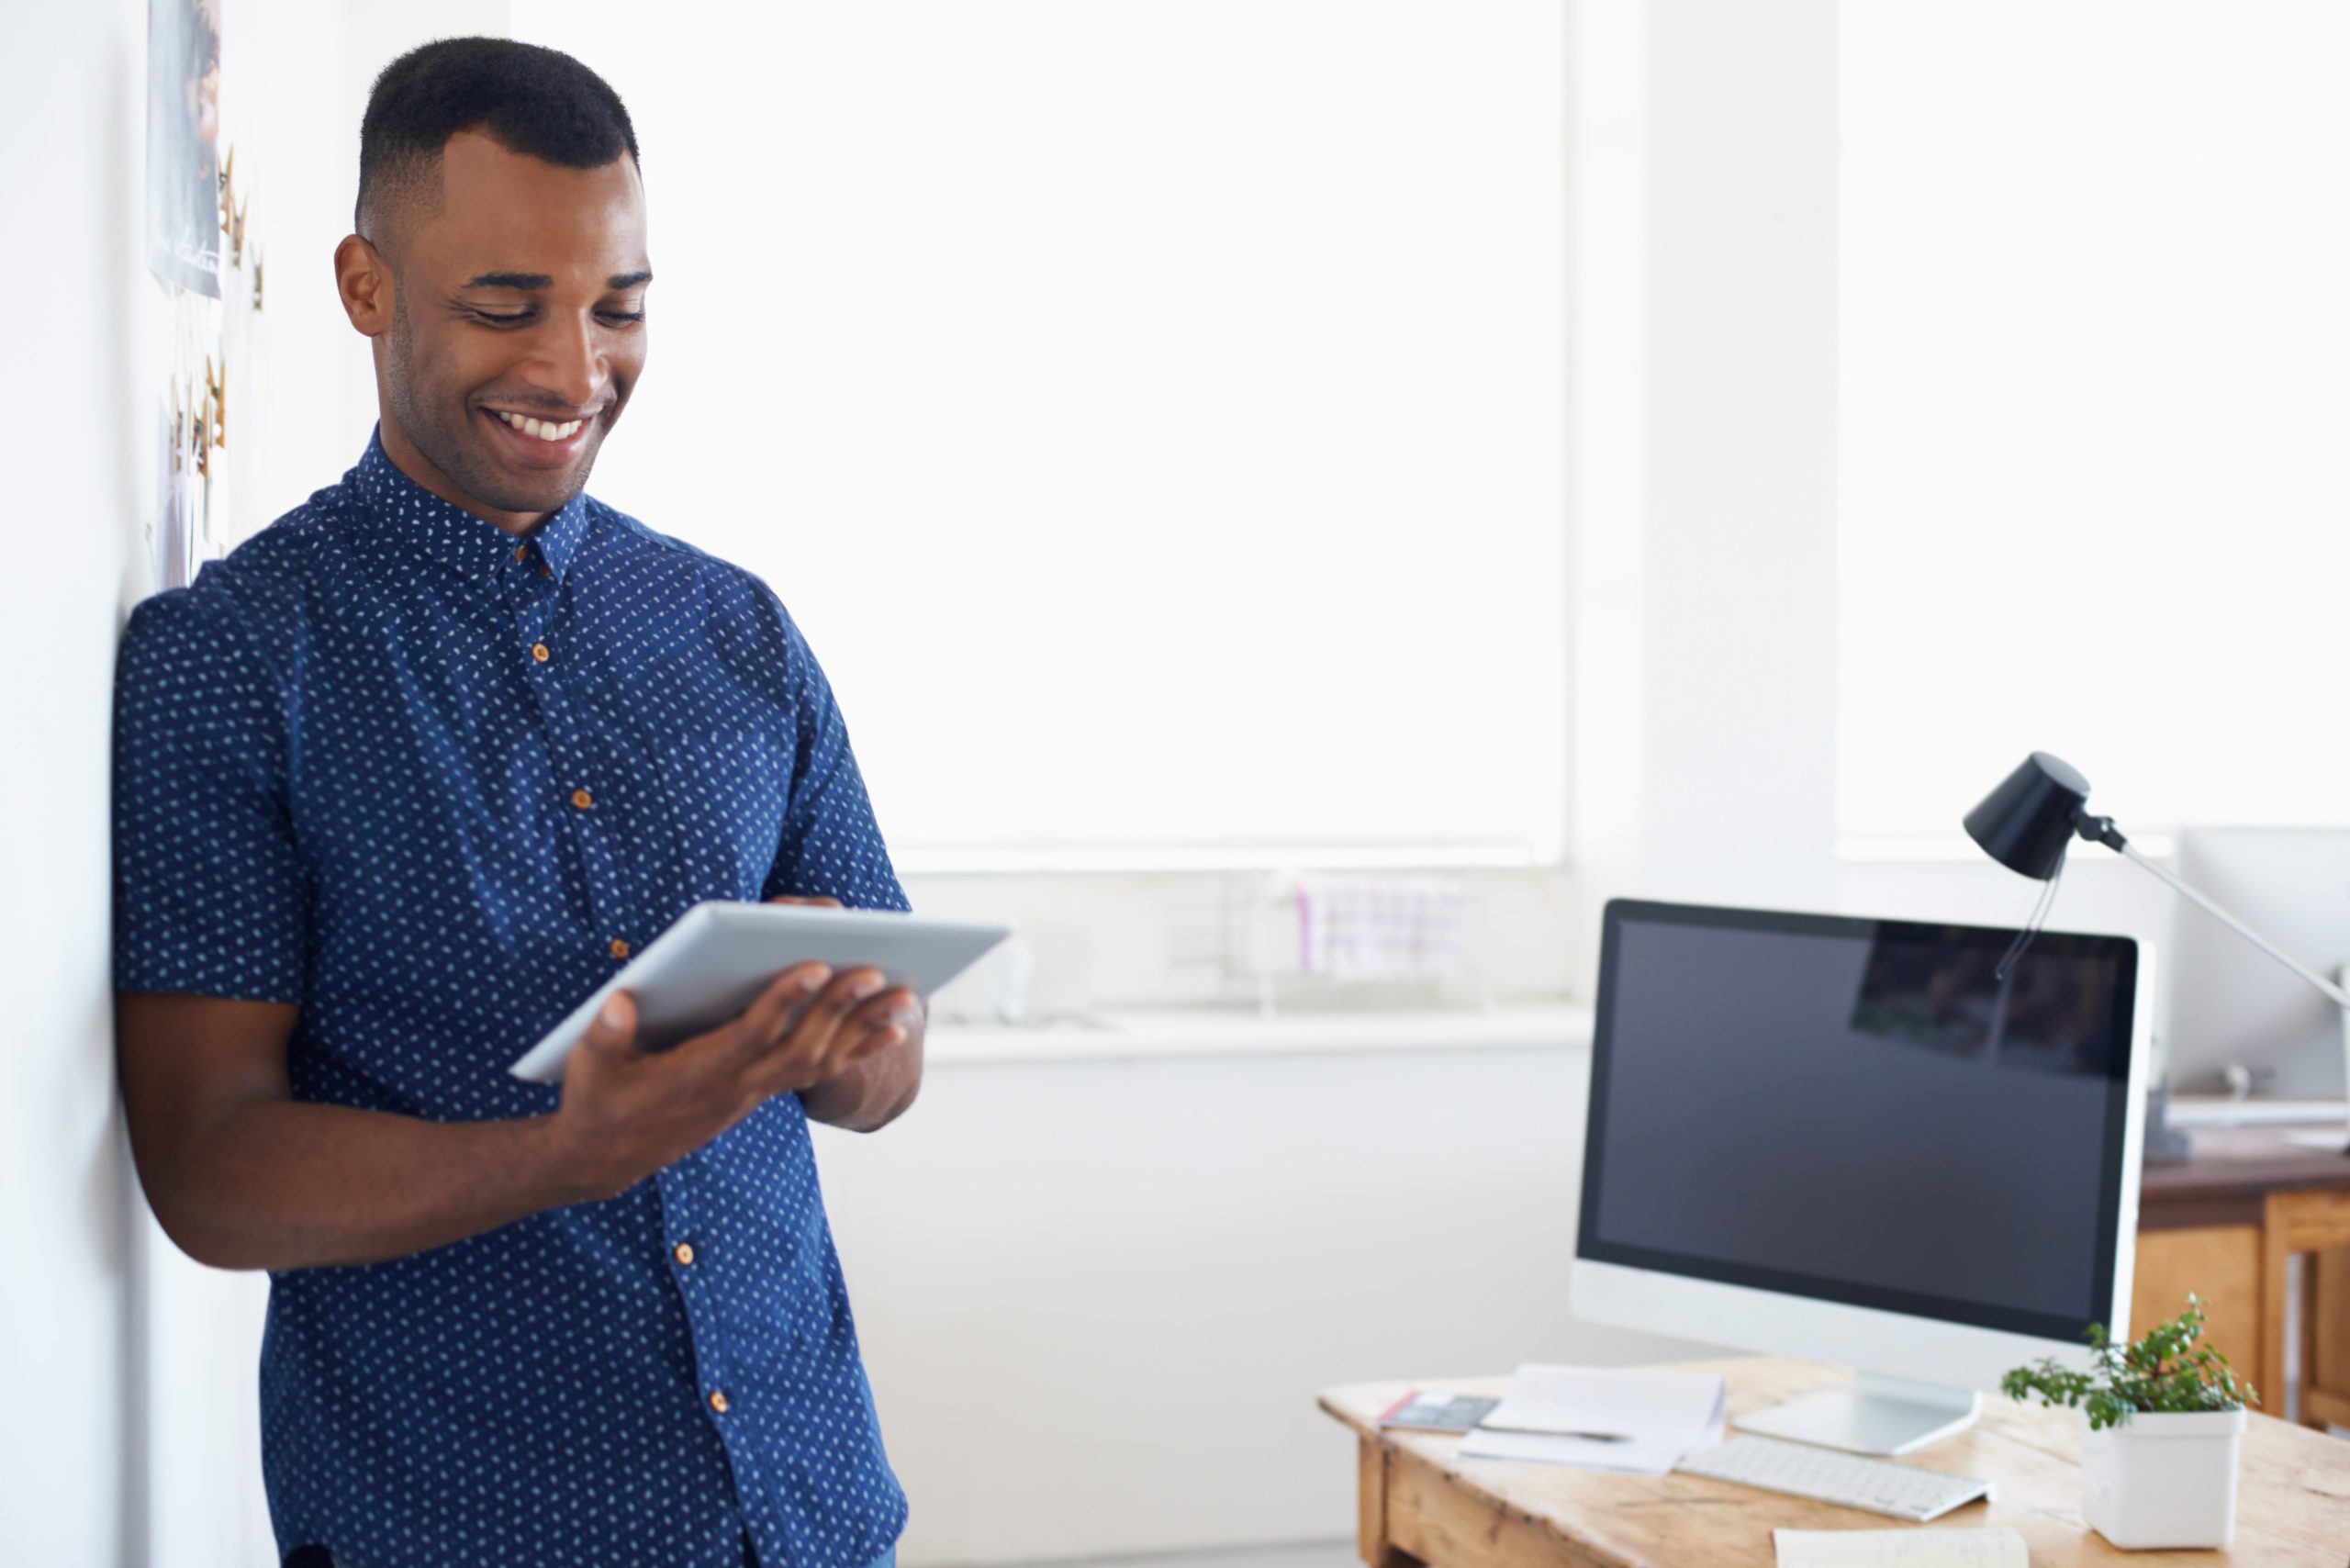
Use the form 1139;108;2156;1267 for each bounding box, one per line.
334;233;393;338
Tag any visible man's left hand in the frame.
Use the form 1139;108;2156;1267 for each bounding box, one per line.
765;895;927;1130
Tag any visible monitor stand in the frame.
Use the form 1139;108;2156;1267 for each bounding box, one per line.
1732;1372;1982;1456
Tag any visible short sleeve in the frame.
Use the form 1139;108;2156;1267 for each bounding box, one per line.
112;588;310;1002
759;602;911;914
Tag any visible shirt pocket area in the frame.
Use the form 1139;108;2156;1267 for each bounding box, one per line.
646;724;792;902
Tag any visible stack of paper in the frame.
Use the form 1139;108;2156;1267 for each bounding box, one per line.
1456;1364;1727;1475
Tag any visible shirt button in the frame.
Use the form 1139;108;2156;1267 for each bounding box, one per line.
610;937;631;959
571;788;594;811
708;1390;730;1415
673;1241;695;1266
513;544;528;563
531;642;550;663
537;562;553;577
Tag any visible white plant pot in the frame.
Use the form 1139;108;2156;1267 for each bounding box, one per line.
2079;1406;2246;1550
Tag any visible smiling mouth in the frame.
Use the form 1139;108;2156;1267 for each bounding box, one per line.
487;408;590;442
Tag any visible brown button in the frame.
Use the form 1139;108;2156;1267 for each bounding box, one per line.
672;1242;695;1266
609;937;631;960
531;642;550;664
537;563;553;577
708;1390;730;1415
570;788;594;811
513;544;528;563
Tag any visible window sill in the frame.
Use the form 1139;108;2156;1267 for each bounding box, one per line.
925;1000;1593;1067
1836;833;2180;863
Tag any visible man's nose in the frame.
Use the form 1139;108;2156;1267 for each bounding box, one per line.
528;311;607;410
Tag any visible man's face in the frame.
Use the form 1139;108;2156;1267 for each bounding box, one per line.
363;130;651;528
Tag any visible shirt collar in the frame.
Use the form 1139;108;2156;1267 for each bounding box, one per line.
352;425;592;588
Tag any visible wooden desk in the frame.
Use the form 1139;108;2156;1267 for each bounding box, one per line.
1321;1357;2350;1567
2132;1122;2350;1427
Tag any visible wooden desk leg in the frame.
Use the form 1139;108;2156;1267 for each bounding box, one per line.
2311;1246;2350;1430
2262;1195;2290;1423
1358;1437;1422;1568
2268;1189;2350;1428
2299;1244;2320;1428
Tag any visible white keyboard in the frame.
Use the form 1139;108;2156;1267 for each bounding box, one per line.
1674;1435;1993;1522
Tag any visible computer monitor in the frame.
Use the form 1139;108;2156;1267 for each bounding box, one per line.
1571;899;2148;1456
2166;827;2350;1101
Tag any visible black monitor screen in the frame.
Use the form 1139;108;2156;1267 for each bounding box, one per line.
1577;901;2137;1344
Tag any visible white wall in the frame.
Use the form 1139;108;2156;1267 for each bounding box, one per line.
1564;0;1841;997
0;3;157;1561
1584;0;2179;962
813;1027;1707;1565
1637;0;1840;908
810;13;1842;1561
831;11;2193;1562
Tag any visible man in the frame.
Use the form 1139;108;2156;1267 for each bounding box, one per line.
113;39;920;1568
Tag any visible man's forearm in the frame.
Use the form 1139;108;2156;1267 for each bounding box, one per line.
139;993;919;1270
154;1099;589;1273
800;1022;923;1133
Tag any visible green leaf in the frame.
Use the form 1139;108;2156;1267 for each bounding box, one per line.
2001;1294;2248;1420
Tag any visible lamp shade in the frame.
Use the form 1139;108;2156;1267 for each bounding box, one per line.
1964;752;2092;880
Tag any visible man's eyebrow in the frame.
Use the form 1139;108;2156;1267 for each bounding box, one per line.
456;269;654;291
453;270;653;291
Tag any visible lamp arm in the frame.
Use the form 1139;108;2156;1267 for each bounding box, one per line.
2113;840;2350;1012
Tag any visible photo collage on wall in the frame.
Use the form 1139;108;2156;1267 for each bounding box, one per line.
146;0;263;590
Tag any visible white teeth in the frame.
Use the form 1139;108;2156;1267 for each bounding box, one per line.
493;410;583;442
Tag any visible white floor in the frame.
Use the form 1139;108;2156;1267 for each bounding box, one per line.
1014;1541;1357;1568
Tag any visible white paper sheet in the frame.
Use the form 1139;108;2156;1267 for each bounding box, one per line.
1454;1425;1696;1476
1455;1364;1727;1475
1773;1528;2028;1568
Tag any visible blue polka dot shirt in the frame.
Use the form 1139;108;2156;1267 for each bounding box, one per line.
112;430;912;1567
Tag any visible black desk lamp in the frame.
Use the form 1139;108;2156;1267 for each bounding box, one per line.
1965;752;2350;1158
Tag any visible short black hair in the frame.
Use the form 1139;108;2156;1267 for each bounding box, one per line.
356;37;640;241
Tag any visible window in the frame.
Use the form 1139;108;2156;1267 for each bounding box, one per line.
516;1;1572;868
1840;3;2350;840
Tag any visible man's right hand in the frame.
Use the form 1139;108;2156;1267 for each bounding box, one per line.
547;960;901;1202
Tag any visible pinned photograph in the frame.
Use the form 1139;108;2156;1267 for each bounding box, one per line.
145;0;222;296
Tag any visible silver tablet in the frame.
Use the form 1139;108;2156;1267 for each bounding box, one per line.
509;901;1013;1083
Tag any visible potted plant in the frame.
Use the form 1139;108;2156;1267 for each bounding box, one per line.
2001;1294;2257;1550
